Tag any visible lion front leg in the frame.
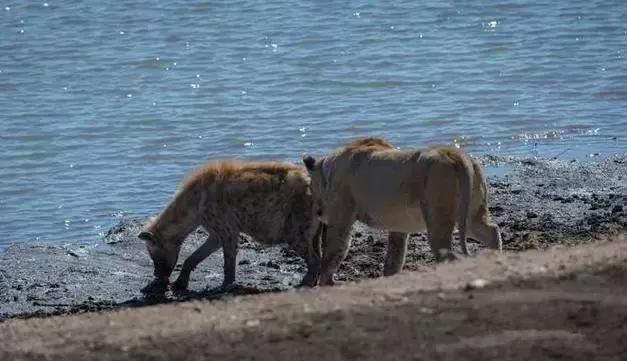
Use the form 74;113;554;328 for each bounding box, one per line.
319;220;354;287
383;232;408;276
298;224;325;287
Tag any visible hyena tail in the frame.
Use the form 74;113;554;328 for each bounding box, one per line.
454;158;472;256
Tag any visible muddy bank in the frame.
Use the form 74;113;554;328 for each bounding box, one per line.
1;238;626;361
1;154;626;320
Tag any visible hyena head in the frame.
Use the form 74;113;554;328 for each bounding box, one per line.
138;218;183;281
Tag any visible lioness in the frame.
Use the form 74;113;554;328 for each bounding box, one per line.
138;160;323;294
303;137;502;286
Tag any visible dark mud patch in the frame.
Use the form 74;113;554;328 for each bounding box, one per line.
0;222;307;320
1;154;625;320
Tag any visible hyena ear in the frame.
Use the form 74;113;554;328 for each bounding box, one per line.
138;231;156;242
303;155;316;170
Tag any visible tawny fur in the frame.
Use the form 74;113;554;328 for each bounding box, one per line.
303;137;502;286
138;160;322;293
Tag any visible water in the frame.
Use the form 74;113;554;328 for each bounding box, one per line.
1;1;625;248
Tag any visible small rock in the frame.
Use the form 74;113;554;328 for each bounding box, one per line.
465;278;489;291
245;319;260;327
489;205;504;214
263;260;280;270
354;232;363;238
419;307;434;315
526;211;538;219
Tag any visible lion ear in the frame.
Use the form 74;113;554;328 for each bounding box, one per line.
138;231;156;242
303;155;316;170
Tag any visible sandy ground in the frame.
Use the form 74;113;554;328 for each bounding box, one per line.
0;154;626;319
1;236;626;361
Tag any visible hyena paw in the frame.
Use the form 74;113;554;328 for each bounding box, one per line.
171;277;189;292
141;278;169;296
219;281;236;293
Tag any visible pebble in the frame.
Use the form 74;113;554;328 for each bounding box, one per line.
419;307;434;315
264;260;280;270
526;211;539;219
245;319;260;327
465;278;489;290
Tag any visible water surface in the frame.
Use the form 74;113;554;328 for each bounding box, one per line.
1;1;625;247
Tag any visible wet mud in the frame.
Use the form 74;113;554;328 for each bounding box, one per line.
1;154;625;320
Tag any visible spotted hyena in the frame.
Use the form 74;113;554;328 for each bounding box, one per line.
138;160;323;294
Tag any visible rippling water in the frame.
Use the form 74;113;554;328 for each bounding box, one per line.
1;1;626;247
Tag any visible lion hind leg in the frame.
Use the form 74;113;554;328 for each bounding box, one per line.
383;232;408;276
424;203;457;262
427;222;457;262
422;165;459;262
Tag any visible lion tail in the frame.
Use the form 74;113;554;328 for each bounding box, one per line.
454;157;472;256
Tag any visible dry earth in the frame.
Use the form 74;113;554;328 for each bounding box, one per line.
1;236;626;361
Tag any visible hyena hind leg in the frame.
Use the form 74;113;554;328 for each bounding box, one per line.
172;235;222;291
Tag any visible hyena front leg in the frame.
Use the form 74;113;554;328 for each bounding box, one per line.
383;232;408;276
172;235;222;291
221;234;239;290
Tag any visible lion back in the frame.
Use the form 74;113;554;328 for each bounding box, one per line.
343;137;395;153
322;137;397;199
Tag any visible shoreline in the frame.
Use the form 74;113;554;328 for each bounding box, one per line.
1;153;626;320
